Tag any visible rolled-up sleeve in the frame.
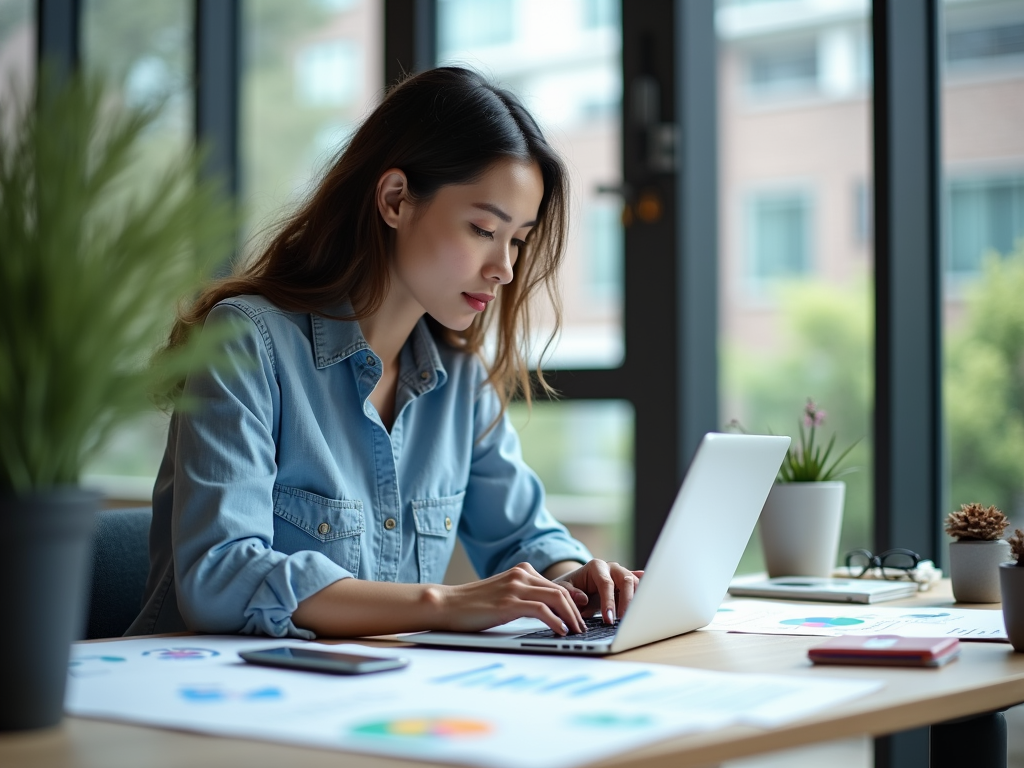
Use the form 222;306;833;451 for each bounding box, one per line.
458;380;592;578
172;303;350;638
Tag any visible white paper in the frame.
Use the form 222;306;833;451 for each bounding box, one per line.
66;636;882;768
703;600;1008;640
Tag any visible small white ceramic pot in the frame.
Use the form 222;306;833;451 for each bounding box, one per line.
948;539;1011;603
999;562;1024;652
759;481;845;578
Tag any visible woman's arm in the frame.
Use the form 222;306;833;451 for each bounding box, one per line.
292;562;585;637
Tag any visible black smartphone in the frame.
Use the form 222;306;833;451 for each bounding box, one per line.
238;646;409;675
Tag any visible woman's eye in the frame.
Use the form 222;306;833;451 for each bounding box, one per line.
471;224;493;239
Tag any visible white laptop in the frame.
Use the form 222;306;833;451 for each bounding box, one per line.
408;432;791;655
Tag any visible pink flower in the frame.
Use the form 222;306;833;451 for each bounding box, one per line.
803;399;827;427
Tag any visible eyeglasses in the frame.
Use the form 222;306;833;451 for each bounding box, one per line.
844;548;923;580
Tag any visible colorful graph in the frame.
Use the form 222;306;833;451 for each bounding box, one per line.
780;617;866;628
142;647;221;660
352;717;492;740
902;613;951;619
180;685;283;703
430;663;652;697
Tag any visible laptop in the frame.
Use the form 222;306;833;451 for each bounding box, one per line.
408;432;791;655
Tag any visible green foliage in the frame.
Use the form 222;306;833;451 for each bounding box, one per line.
0;68;238;494
777;399;860;482
945;242;1024;516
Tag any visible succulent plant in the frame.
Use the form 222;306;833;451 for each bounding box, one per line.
1008;529;1024;566
944;503;1010;542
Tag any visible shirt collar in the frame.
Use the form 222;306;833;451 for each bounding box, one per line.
310;301;447;389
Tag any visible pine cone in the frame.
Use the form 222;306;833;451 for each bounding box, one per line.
944;503;1009;541
1009;529;1024;565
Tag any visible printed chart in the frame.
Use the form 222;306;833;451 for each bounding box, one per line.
66;636;883;768
704;601;1007;640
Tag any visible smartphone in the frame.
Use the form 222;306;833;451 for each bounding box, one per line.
239;646;410;675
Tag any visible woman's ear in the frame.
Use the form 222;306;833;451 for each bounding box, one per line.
376;169;409;229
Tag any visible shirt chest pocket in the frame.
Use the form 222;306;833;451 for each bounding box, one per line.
412;491;465;584
272;484;364;575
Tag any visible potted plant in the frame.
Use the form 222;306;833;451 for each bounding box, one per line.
0;70;236;730
758;399;858;578
944;503;1011;603
1000;528;1024;651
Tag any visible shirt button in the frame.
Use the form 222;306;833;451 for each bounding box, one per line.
445;516;453;531
317;522;330;535
420;371;429;380
384;517;397;530
366;355;376;366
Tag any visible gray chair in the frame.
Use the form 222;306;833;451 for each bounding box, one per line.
85;507;152;640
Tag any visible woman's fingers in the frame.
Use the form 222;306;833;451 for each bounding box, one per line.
611;564;639;617
508;563;583;633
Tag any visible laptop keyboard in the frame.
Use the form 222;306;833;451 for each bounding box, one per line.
519;615;620;641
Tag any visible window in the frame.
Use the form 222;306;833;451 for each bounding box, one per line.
295;39;361;107
746;189;813;281
942;0;1024;565
719;0;873;577
854;180;872;246
79;0;193;495
0;0;34;110
948;23;1024;66
437;0;623;369
585;202;624;303
747;45;817;95
946;176;1024;275
242;0;382;244
437;0;514;53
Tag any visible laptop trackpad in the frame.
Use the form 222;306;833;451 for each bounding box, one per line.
480;617;549;636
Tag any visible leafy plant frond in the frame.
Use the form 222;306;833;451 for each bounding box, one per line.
775;399;860;483
0;65;240;494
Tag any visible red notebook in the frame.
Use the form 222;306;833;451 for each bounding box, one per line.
808;635;961;667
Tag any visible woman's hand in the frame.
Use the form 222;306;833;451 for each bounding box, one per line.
549;560;644;624
436;562;586;636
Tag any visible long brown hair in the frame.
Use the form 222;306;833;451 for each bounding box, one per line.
168;66;568;415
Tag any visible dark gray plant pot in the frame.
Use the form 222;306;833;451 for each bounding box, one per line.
0;488;98;731
1000;562;1024;652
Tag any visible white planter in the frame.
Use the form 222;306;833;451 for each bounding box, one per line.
948;539;1011;603
758;481;845;578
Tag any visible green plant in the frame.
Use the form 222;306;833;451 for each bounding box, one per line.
777;399;859;483
0;69;239;494
944;503;1010;542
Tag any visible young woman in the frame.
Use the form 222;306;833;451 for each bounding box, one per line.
128;67;639;641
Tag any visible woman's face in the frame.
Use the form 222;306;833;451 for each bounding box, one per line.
386;159;544;332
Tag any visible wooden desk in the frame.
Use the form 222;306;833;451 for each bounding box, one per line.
3;584;1023;768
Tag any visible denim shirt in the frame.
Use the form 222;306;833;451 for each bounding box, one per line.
127;295;591;639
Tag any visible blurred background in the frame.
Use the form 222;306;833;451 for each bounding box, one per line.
3;0;1022;578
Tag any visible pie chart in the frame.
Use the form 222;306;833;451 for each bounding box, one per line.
352;717;492;739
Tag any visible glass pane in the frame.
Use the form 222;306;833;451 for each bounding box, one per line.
0;0;33;114
942;0;1024;555
716;0;874;575
443;400;634;585
241;0;383;245
436;0;624;369
80;0;193;498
